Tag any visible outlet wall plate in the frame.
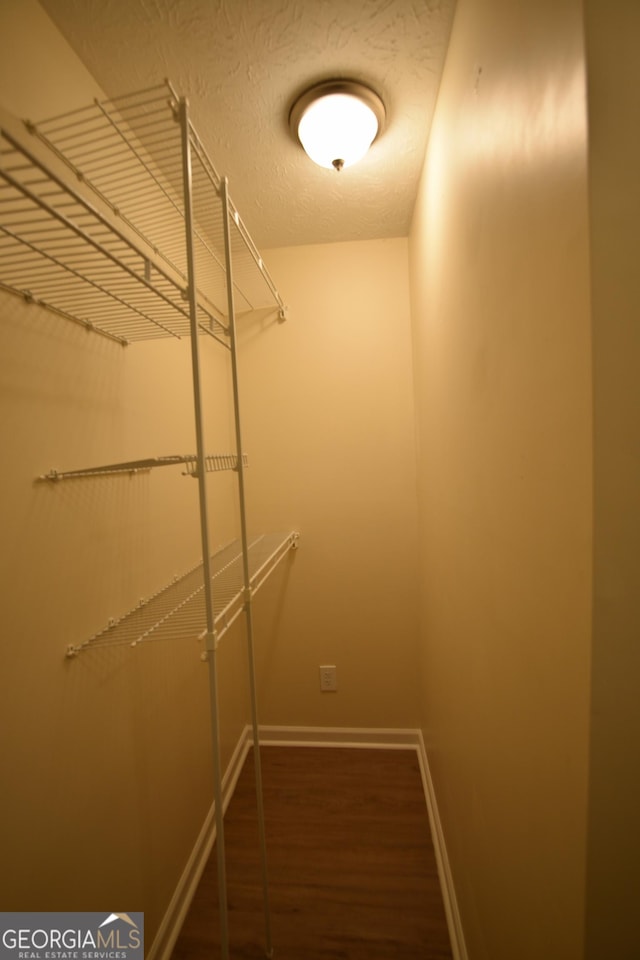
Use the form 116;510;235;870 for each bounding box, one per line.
319;664;337;692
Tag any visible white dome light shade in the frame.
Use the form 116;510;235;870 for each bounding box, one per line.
298;93;378;170
290;81;385;171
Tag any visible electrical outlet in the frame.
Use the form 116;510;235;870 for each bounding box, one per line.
319;664;337;692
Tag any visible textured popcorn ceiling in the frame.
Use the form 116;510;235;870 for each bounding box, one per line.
40;0;456;249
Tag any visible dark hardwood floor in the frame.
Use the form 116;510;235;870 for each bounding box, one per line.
171;746;453;960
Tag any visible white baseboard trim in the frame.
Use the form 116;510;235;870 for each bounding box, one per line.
146;724;252;960
149;723;467;960
258;724;422;749
415;731;469;960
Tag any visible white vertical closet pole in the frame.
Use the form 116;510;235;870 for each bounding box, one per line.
221;177;273;960
179;100;230;960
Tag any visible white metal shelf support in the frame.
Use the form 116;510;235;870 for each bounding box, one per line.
179;96;229;960
222;176;273;959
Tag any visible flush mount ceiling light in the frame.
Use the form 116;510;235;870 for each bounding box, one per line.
289;80;385;172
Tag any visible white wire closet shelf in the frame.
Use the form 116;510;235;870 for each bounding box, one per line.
0;81;286;345
38;452;248;481
66;531;298;658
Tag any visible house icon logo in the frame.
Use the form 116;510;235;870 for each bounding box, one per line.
99;914;139;931
95;913;143;951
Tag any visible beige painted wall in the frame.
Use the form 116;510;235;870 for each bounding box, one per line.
583;2;640;956
408;1;592;957
0;0;250;943
240;238;421;729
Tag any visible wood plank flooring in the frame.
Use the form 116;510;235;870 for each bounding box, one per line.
171;746;453;960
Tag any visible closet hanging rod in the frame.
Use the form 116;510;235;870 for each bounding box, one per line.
65;531;299;658
38;453;249;481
